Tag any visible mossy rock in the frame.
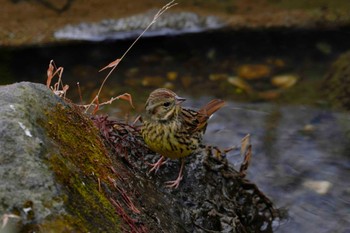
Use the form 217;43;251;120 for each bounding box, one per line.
0;82;282;232
323;51;350;110
0;82;120;232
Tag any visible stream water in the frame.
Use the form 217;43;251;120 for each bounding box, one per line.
1;29;350;232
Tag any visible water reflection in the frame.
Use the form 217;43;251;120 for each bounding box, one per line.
203;101;350;233
2;30;350;232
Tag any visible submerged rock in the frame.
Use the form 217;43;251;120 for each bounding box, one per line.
271;74;298;89
237;64;272;80
54;10;225;41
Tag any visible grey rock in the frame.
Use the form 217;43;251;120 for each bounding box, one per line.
0;82;280;232
0;82;65;229
54;10;225;41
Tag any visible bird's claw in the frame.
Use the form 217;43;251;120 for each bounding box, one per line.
164;175;183;189
147;156;166;174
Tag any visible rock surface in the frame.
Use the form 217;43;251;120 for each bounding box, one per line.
54;11;224;41
0;82;121;232
1;0;350;46
323;50;350;110
0;82;280;232
0;82;65;227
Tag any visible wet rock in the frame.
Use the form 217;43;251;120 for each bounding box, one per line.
315;41;332;55
238;64;271;80
303;180;332;195
271;74;298;89
163;81;175;89
227;76;253;94
323;50;350;110
167;71;178;81
54;10;225;41
3;0;350;46
226;60;299;100
301;123;316;134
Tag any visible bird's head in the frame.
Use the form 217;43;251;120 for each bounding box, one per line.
145;88;186;121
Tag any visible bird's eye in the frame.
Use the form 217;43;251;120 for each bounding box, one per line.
163;102;171;107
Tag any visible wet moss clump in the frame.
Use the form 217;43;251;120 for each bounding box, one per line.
323;50;350;111
41;103;120;232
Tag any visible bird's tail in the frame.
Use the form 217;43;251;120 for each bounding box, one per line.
199;99;225;117
195;99;225;130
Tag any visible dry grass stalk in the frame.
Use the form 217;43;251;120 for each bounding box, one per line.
84;0;178;113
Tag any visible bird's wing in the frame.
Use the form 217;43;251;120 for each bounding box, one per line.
182;99;225;133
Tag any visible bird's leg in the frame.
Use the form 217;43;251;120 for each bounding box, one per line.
148;156;167;174
165;158;185;189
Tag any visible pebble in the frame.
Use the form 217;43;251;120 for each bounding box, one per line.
271;74;298;89
227;76;253;93
303;180;332;195
238;64;271;80
316;41;332;55
302;124;315;133
209;73;228;81
163;82;175;89
167;71;178;81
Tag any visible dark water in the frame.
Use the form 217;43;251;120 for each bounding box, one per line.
1;29;350;232
2;29;350;104
204;102;350;233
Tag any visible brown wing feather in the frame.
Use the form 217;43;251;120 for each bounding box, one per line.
193;99;225;132
199;99;225;117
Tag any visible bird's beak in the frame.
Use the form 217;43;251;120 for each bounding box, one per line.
175;96;186;105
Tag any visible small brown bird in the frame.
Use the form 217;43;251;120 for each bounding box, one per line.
141;88;225;188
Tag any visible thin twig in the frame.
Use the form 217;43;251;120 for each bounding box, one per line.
85;1;177;113
77;82;83;103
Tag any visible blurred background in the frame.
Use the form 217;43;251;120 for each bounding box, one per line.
1;0;350;232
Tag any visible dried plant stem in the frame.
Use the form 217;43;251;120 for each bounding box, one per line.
85;0;178;113
77;82;83;103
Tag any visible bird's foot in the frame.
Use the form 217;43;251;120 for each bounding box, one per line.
164;175;183;189
147;156;166;174
164;158;185;189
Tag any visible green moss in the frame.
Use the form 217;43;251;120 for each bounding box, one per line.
40;103;120;232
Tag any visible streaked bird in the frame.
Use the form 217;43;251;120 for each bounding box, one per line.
141;88;225;188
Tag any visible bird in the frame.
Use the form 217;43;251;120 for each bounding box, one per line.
141;88;225;188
